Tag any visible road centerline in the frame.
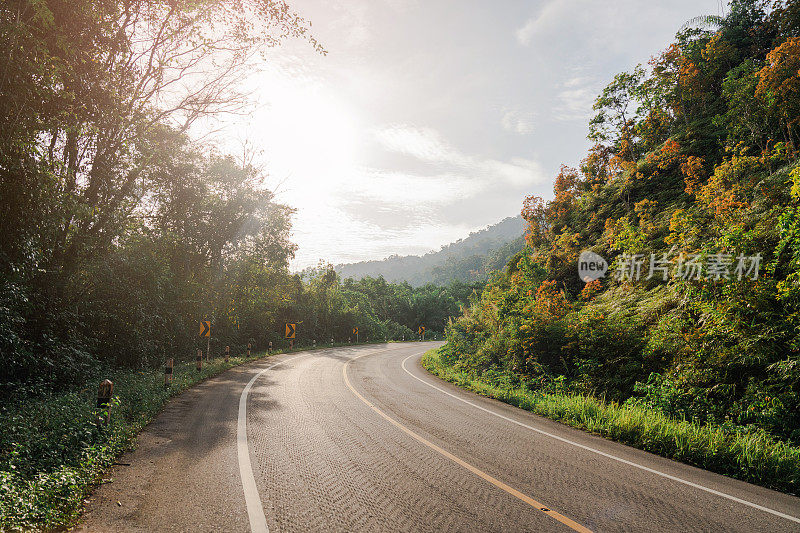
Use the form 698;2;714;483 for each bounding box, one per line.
343;347;592;533
401;352;800;525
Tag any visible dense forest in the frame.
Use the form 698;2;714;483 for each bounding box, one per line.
443;0;800;445
0;0;476;394
334;216;525;286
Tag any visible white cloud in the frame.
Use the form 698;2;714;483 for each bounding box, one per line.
501;109;535;135
515;18;537;46
554;85;598;121
563;75;593;88
372;124;463;165
373;123;546;187
515;0;711;59
347;169;484;204
481;157;544;187
322;0;372;47
515;0;563;46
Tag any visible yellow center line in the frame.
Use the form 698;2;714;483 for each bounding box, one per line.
343;351;592;533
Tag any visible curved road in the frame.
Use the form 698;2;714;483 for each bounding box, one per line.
79;342;800;532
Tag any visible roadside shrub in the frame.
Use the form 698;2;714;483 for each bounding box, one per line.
0;352;268;531
624;372;717;423
423;348;800;494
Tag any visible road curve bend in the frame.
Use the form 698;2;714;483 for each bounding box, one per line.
79;342;800;532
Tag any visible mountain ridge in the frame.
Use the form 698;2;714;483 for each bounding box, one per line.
332;216;526;286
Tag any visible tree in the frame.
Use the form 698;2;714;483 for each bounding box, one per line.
756;37;800;154
0;0;322;384
719;60;773;154
1;0;322;278
589;66;645;152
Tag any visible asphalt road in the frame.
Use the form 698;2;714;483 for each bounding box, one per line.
78;342;800;532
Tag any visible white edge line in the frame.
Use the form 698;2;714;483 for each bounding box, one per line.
236;346;389;533
237;354;308;533
401;353;800;524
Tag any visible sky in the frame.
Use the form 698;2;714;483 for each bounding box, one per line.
213;0;724;270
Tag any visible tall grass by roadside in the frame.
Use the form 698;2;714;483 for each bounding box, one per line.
421;348;800;495
0;354;267;532
0;341;382;532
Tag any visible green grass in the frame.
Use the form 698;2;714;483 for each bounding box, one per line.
421;348;800;495
0;340;390;532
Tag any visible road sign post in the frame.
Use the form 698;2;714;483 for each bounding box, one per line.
285;323;296;351
353;327;358;344
285;323;296;350
196;349;203;371
225;345;230;362
199;321;211;362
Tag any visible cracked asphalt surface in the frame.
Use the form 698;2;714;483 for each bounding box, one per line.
78;342;800;532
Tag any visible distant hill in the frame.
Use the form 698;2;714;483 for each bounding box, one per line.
334;216;526;286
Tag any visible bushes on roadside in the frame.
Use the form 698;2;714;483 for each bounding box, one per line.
423;349;800;495
0;354;265;531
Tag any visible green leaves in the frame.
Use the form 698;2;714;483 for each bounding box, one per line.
0;353;269;531
424;348;800;494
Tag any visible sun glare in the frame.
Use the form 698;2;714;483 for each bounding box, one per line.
253;81;358;189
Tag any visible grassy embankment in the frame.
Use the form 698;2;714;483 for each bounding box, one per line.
421;348;800;495
0;340;393;532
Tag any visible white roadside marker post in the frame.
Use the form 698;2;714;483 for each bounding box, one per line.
97;380;113;425
164;358;173;387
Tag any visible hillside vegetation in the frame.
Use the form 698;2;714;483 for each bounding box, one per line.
334;216;525;286
442;0;800;473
